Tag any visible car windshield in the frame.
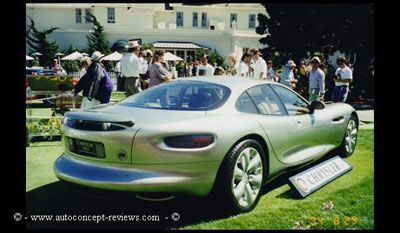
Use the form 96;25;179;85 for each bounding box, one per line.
119;80;231;111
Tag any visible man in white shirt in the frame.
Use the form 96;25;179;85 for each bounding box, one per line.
249;48;267;79
331;56;353;102
120;40;145;97
196;54;214;77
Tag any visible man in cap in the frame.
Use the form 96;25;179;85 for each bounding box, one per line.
280;60;298;89
73;51;105;108
249;48;267;79
120;40;145;97
308;56;325;102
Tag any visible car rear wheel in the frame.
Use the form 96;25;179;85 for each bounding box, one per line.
339;115;358;158
210;139;266;214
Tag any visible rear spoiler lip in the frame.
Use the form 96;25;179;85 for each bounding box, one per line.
65;110;135;124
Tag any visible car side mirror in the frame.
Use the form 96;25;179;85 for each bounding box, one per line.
309;100;325;113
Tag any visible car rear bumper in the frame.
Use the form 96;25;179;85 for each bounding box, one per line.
53;154;221;197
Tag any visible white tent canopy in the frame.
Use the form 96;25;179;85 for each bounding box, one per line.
102;51;123;61
26;55;34;60
164;52;183;61
61;51;84;60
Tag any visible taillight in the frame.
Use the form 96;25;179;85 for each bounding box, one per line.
164;134;214;148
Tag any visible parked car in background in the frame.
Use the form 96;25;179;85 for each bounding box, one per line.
54;77;358;214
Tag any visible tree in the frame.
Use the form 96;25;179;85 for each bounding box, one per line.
26;17;59;68
256;4;374;99
85;12;111;55
195;49;226;68
86;12;113;71
141;43;154;54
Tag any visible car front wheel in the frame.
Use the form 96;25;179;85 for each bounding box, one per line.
211;139;266;214
339;115;358;158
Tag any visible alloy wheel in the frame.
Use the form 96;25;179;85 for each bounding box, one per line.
345;119;357;154
232;147;263;208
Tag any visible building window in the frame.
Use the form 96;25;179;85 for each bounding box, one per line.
107;7;115;23
176;50;185;60
249;14;256;28
187;51;195;62
85;8;93;23
192;12;198;27
230;13;237;28
75;9;82;23
201;12;207;27
176;12;184;27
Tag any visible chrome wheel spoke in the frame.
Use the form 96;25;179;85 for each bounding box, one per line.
240;152;248;172
351;138;356;148
346;138;352;152
233;179;246;201
248;153;261;172
244;182;256;205
248;174;263;188
234;165;245;179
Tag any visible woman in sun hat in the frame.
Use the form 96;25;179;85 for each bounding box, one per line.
73;51;106;108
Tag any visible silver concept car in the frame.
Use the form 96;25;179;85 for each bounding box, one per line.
54;77;358;213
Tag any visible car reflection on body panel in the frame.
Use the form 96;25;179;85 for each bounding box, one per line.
54;77;358;214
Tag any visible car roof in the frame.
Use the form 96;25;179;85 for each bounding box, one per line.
174;76;275;92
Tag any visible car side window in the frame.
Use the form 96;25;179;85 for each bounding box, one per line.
235;91;259;114
246;85;286;115
270;84;310;115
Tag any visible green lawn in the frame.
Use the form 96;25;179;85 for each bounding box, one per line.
26;130;374;230
181;130;374;230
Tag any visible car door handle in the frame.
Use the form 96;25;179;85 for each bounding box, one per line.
332;116;344;122
296;120;302;127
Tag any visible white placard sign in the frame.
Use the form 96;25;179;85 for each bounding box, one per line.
289;156;353;198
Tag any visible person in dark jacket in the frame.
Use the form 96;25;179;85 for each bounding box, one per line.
97;61;113;104
74;51;105;109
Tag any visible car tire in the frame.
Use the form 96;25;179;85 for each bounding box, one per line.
210;139;267;214
338;115;358;158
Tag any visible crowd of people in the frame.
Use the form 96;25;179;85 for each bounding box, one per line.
72;42;353;109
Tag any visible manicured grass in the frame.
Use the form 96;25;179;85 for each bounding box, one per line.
26;141;63;192
110;91;126;102
26;130;374;230
181;130;374;230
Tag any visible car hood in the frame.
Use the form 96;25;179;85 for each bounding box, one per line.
66;103;207;127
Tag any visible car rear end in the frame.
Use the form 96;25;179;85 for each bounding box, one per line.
54;80;233;198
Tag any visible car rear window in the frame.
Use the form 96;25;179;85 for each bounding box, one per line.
119;80;231;111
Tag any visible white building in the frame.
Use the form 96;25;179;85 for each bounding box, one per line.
26;3;268;64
